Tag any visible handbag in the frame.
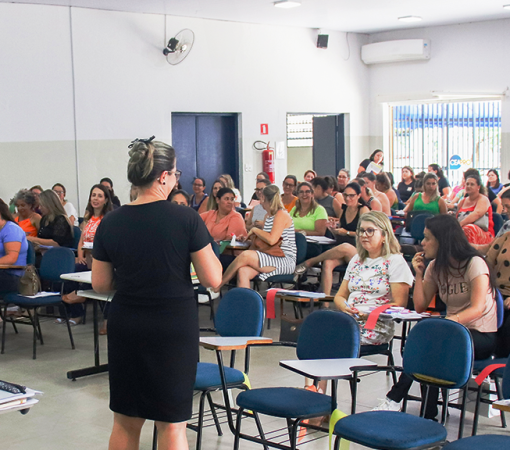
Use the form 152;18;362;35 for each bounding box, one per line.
248;235;285;258
457;210;489;232
18;265;41;296
279;315;303;343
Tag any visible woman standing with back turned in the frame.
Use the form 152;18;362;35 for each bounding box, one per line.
92;137;222;450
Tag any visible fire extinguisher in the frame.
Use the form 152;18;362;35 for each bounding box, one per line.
262;142;275;183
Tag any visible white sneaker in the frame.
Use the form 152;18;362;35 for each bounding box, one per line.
372;398;401;412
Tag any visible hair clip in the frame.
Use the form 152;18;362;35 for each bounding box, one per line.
128;135;156;149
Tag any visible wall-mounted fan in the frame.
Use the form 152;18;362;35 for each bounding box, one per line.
163;29;195;65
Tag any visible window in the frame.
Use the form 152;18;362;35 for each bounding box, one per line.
390;101;501;186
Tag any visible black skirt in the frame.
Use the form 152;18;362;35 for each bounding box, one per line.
107;294;199;423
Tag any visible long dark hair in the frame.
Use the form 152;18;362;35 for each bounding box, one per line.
487;169;501;190
84;184;113;221
425;215;496;294
428;164;444;179
0;199;15;223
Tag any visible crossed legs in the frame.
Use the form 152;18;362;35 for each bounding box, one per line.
298;243;356;295
109;413;188;450
214;250;275;290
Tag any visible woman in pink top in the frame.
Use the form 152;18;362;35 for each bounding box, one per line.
200;187;247;242
374;214;497;418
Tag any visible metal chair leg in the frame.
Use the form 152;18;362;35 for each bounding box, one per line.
196;392;207;450
495;377;507;429
206;392;223;437
472;384;483;436
62;303;75;350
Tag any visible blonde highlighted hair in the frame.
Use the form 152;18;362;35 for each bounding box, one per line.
127;139;175;187
262;185;284;216
39;190;74;236
356;211;400;262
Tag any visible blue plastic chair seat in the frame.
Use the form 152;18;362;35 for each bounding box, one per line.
443;434;510;449
334;411;447;450
236;387;332;418
4;293;63;307
194;362;245;391
264;274;294;283
473;357;507;377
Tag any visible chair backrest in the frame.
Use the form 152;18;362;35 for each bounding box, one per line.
405;210;431;232
403;318;473;389
297;310;360;360
502;354;510;399
496;289;504;329
295;232;307;265
39;247;76;282
410;212;433;241
493;213;504;235
73;226;82;249
215;288;264;337
26;241;36;266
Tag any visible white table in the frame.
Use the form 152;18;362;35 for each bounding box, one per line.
61;271;112;381
279;357;377;380
280;357;377;414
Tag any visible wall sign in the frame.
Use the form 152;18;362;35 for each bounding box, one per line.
260;124;268;135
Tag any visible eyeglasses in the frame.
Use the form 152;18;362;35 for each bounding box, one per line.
283;182;295;188
343;194;357;199
298;190;312;195
192;183;203;187
254;188;263;192
53;190;64;195
357;227;380;237
171;170;182;181
338;175;348;179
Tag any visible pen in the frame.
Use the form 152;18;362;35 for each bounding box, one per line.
344;301;360;318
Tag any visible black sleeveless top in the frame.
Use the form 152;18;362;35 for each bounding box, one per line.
339;203;362;232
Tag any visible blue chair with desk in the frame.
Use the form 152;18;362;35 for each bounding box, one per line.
1;247;76;359
233;310;365;450
332;318;474;450
444;353;510;449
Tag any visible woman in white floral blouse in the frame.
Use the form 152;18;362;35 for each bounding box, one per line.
334;211;414;345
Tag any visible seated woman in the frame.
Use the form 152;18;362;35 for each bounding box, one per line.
30;185;43;215
27;190;74;261
249;172;270;203
337;169;350;193
358;149;384;175
397;166;415;203
290;182;328;236
200;187;247;242
52;183;79;227
0;199;28;296
169;189;191;206
198;179;225;214
190;177;208;211
246;179;271;231
324;176;345;205
13;189;41;237
100;177;121;208
214;185;296;290
61;184;114;326
487;169;503;196
353;178;382;212
311;177;342;218
295;183;370;295
360;172;391;215
303;170;316;183
404;172;447;216
428;164;451;198
375;214;498;418
376;172;399;210
281;175;298;213
219;174;242;207
457;172;494;245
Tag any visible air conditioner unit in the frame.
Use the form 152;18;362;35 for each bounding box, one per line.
361;39;431;65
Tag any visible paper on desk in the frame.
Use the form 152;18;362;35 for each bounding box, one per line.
0;388;42;407
277;289;326;299
306;236;336;244
82;242;93;249
22;292;60;299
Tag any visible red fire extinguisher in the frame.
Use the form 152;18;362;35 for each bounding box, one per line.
262;141;275;183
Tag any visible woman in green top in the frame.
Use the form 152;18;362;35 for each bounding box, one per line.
290;182;328;236
404;173;447;216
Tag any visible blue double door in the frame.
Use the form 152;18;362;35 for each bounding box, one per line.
172;113;239;196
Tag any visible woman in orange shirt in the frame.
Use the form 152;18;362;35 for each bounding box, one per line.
13;189;41;237
200;188;247;241
281;175;298;213
62;184;113;326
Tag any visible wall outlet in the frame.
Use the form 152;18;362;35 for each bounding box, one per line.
275;141;285;160
244;163;253;172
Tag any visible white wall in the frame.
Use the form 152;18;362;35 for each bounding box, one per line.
0;3;371;212
368;19;510;179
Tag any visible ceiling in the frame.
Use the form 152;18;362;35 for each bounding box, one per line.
3;0;510;33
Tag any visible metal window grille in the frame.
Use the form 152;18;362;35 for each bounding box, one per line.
390;101;501;187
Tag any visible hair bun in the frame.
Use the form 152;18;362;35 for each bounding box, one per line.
128;141;155;186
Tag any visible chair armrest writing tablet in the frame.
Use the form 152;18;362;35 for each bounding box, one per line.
199;336;273;351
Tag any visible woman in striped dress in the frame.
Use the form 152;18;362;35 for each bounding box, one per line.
214;184;296;289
